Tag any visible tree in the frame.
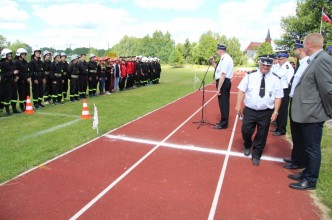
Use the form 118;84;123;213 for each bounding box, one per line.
254;42;274;64
9;40;32;57
0;35;9;51
279;0;332;49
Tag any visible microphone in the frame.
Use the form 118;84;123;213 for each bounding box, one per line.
208;54;218;62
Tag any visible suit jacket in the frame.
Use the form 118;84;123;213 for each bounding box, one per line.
291;50;332;123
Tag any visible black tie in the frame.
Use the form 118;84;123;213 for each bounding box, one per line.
259;74;265;98
213;60;220;79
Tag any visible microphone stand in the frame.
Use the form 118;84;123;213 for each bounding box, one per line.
193;61;213;129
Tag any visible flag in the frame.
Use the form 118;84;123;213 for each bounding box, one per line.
195;74;200;83
322;11;332;25
93;103;99;133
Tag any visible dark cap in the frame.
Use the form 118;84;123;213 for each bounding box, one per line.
217;44;227;50
259;54;274;66
277;53;289;58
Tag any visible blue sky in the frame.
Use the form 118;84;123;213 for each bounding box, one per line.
0;0;297;50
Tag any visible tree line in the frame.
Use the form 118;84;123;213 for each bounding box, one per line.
0;31;247;66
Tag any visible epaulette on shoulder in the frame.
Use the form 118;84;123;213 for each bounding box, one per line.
272;72;281;79
247;70;257;74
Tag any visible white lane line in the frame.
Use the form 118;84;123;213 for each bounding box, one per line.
69;92;217;220
208;110;239;220
0;87;201;186
18;119;81;141
103;134;283;163
36;112;80;118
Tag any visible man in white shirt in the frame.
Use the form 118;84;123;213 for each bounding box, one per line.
210;44;234;129
235;55;283;166
272;53;294;136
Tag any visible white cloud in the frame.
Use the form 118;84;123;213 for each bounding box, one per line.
33;3;135;28
217;0;296;49
134;0;204;11
0;0;29;29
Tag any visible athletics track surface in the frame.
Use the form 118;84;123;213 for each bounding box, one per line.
0;73;322;219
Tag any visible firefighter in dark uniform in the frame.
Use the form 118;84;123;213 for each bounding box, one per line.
88;54;98;97
0;48;20;116
141;57;148;86
68;54;79;102
14;48;30;112
77;53;88;98
50;52;63;105
135;56;142;87
60;52;69;101
29;48;45;109
155;58;161;84
42;50;52;104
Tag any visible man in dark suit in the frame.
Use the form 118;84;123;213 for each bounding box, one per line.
288;33;332;190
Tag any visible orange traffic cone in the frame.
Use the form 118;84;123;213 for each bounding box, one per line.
24;96;34;114
80;99;91;119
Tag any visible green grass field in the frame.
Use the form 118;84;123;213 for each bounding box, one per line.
0;65;331;216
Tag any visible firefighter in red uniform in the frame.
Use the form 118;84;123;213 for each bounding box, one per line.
60;52;69;101
126;57;135;89
119;58;127;91
14;48;30;112
29;48;45;109
50;52;63;105
0;48;20;116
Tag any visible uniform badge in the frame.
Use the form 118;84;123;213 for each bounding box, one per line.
286;65;289;69
269;92;272;97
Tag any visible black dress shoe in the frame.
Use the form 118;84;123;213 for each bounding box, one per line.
272;131;285;136
213;124;227;129
289;180;316;190
283;158;295;163
288;173;304;181
284;163;304;170
244;148;250;156
252;158;260;166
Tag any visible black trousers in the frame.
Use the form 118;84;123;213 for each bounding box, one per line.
51;78;63;102
69;78;79;100
242;107;273;159
62;77;69;98
17;80;30;105
289;100;306;167
88;74;98;95
119;76;126;90
301;122;324;184
32;78;43;105
43;74;51;101
276;88;290;134
216;78;231;127
78;75;87;98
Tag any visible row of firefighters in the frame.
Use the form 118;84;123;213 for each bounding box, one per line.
0;48;162;116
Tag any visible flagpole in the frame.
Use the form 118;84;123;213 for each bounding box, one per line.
320;7;324;34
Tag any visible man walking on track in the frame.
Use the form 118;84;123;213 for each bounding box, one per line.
288;33;332;190
235;55;283;166
210;44;234;129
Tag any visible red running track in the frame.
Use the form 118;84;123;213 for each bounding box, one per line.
0;73;322;219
